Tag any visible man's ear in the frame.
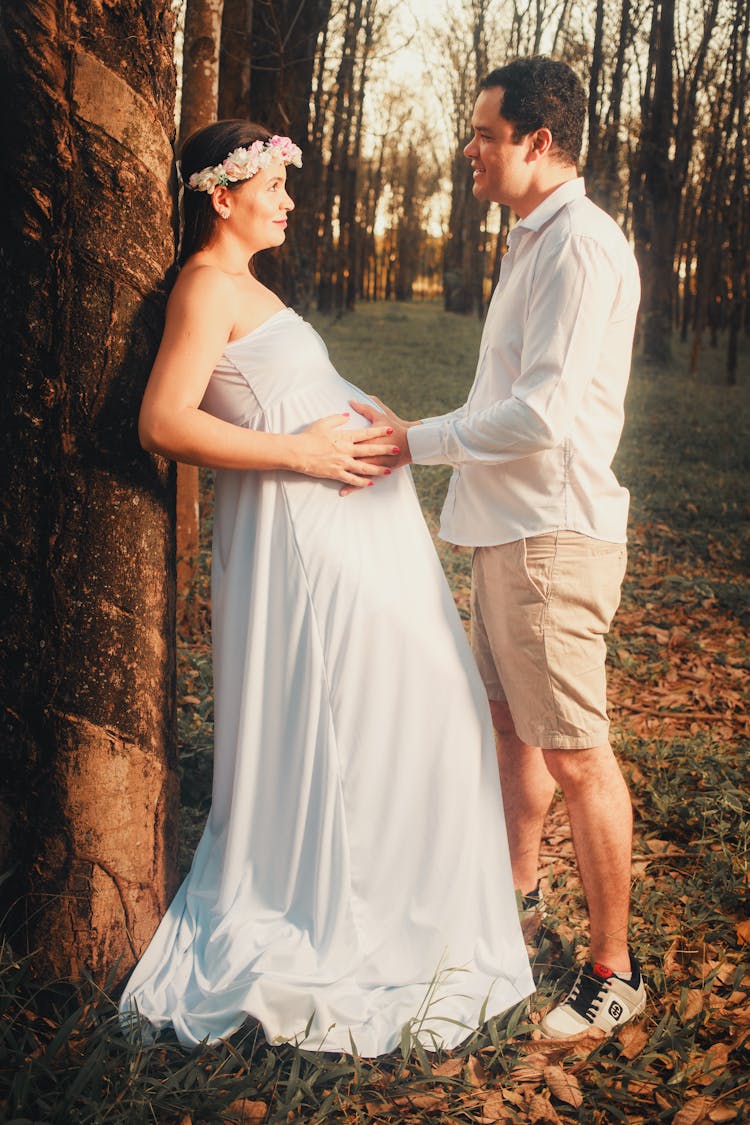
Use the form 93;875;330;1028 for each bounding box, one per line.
530;128;554;158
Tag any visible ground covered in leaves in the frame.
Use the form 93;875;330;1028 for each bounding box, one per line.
2;303;748;1123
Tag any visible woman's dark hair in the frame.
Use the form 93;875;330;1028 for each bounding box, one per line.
479;57;585;166
178;119;272;264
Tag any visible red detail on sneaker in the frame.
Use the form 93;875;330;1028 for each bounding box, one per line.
593;962;615;979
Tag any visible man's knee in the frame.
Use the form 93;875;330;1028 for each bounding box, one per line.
489;698;515;737
542;743;621;791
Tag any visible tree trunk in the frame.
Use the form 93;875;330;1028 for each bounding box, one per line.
726;0;748;385
218;0;253;118
177;0;224;634
598;0;630;217
639;0;677;365
583;0;605;193
249;0;331;309
635;0;721;366
0;0;179;980
181;0;224;142
440;0;489;315
317;0;359;312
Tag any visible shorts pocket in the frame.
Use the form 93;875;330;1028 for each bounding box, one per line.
521;537;555;602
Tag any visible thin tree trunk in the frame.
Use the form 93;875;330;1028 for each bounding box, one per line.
177;0;224;635
181;0;224;142
248;0;331;309
584;0;605;194
641;0;677;364
599;0;630;216
218;0;253;118
317;0;359;312
0;0;179;979
726;0;748;385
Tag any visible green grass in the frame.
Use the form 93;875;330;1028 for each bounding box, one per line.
2;301;748;1124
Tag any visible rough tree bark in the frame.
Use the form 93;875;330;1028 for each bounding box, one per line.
317;0;360;313
639;0;677;365
583;0;605;193
176;0;225;634
726;0;748;385
218;0;253;118
0;0;179;980
248;0;331;308
597;0;631;217
634;0;721;365
441;0;489;315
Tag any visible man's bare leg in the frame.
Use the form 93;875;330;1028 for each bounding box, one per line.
490;700;556;896
543;742;633;971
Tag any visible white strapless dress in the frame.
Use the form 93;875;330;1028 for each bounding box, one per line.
119;309;533;1055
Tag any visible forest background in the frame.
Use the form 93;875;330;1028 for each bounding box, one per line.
0;0;748;1121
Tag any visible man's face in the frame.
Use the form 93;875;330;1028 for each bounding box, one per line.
463;86;535;210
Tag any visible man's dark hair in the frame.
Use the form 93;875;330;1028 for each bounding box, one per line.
479;57;585;166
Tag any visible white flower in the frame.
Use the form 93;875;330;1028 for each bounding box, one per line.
185;136;303;193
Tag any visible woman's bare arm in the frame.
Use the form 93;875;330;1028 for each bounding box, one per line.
138;269;396;487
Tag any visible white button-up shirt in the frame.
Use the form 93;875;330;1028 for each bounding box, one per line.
407;179;640;546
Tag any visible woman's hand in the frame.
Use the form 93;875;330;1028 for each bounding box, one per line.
349;398;416;471
292;413;401;488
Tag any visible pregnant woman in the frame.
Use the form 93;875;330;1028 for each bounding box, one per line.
119;120;533;1056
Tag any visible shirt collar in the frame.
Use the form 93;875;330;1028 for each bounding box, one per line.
512;177;586;235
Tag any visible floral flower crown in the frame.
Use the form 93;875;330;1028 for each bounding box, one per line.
185;135;303;195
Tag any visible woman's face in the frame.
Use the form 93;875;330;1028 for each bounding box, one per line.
230;160;295;251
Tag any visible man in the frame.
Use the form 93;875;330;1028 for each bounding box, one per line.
354;57;645;1038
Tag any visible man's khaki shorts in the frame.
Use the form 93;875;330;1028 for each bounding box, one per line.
471;531;627;750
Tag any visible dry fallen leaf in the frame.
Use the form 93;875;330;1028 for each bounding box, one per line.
512;1051;548;1082
525;1092;564;1124
544;1064;583;1108
663;937;715;976
672;1095;716;1125
530;1026;605;1055
224;1101;267;1122
392;1091;448;1112
736;918;750;946
702;1042;732;1074
502;1089;526;1110
480;1089;509;1123
681;989;705;1021
623;1078;656;1096
618;1022;650;1059
709;1106;738;1123
465;1054;488;1087
431;1058;464;1078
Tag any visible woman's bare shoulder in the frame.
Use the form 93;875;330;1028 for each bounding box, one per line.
166;262;240;326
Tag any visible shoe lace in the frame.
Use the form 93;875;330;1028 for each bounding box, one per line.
565;964;612;1021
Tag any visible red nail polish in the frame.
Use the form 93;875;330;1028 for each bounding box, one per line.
392;447;400;455
386;427;394;434
368;480;374;487
343;411;350;417
385;469;392;475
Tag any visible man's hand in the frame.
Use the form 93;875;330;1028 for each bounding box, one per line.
336;396;419;497
349;396;417;471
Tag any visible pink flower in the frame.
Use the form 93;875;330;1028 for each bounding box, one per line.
222;160;245;181
185;137;303;194
270;135;303;168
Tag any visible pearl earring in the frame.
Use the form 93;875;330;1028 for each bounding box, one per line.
220;208;230;219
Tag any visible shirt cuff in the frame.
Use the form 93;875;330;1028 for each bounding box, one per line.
407;421;449;465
